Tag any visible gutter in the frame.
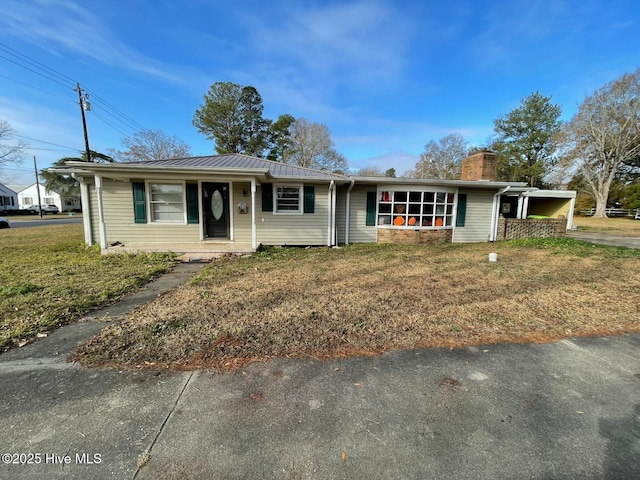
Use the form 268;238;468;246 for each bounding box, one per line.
490;186;511;242
344;180;355;244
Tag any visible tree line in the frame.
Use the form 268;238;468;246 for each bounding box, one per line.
408;69;640;218
2;71;640;217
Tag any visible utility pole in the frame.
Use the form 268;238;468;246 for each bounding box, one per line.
75;83;92;162
33;156;43;218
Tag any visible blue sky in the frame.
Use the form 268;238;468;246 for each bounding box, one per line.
0;0;638;186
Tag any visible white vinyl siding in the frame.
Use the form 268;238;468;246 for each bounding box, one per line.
452;189;495;243
89;179;199;245
347;186;377;244
232;182;252;244
257;183;328;245
87;179;99;244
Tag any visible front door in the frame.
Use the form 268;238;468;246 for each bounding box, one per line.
203;182;230;238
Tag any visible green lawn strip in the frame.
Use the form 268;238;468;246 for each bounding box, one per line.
0;224;176;351
71;239;640;371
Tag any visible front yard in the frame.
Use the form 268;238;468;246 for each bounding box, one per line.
72;239;640;371
0;224;176;352
573;215;640;236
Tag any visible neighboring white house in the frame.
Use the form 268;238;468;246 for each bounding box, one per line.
17;183;81;212
0;183;18;213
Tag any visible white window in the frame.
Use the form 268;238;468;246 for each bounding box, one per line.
149;183;185;223
23;196;33;206
274;185;302;214
377;190;456;228
43;197;54;204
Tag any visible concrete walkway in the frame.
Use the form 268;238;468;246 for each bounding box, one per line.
1;260;640;479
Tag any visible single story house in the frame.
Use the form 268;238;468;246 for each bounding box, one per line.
0;183;18;213
49;152;576;256
17;183;81;212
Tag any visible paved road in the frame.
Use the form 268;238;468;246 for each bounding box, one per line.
567;230;640;249
7;217;83;228
0;261;638;479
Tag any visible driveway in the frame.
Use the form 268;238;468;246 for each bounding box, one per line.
0;264;639;479
567;230;640;249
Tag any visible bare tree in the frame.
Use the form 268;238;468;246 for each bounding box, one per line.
411;133;468;179
286;118;348;172
355;166;384;176
0;119;27;174
110;129;191;162
560;69;640;217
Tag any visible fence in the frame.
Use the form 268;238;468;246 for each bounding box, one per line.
578;208;638;217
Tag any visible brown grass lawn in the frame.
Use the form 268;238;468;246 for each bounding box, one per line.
72;239;640;371
573;216;640;236
0;224;176;352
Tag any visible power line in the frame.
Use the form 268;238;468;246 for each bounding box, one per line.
89;102;139;134
0;53;75;90
2;145;76;152
86;90;148;133
91;111;131;136
8;134;80;150
0;73;76;104
0;43;150;140
0;42;77;88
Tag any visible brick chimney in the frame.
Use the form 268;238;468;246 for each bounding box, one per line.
461;151;497;181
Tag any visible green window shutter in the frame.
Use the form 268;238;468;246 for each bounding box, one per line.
303;186;315;213
261;183;273;212
366;191;376;226
186;183;199;224
456;194;467;227
132;182;147;224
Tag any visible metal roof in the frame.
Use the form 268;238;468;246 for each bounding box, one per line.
117;154;348;179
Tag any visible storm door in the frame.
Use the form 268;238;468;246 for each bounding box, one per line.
202;182;229;238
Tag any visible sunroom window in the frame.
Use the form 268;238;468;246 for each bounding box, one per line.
377;190;455;228
149;183;184;223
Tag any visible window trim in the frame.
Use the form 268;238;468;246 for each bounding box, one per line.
273;183;304;215
146;180;187;224
375;187;457;230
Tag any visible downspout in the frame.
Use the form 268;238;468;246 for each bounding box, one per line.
327;181;335;246
345;180;355;245
94;173;107;249
331;180;337;246
72;173;92;246
250;178;257;250
490;186;511;242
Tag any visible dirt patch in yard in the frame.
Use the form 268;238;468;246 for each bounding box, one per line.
71;240;640;371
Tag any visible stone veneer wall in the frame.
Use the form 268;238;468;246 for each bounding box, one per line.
496;217;567;241
377;228;453;244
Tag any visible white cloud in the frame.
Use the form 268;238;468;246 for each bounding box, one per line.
0;0;190;85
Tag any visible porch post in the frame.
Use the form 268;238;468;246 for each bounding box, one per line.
251;178;257;250
517;196;524;219
94;174;107;249
79;178;92;245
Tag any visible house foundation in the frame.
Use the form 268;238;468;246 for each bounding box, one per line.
377;228;452;245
